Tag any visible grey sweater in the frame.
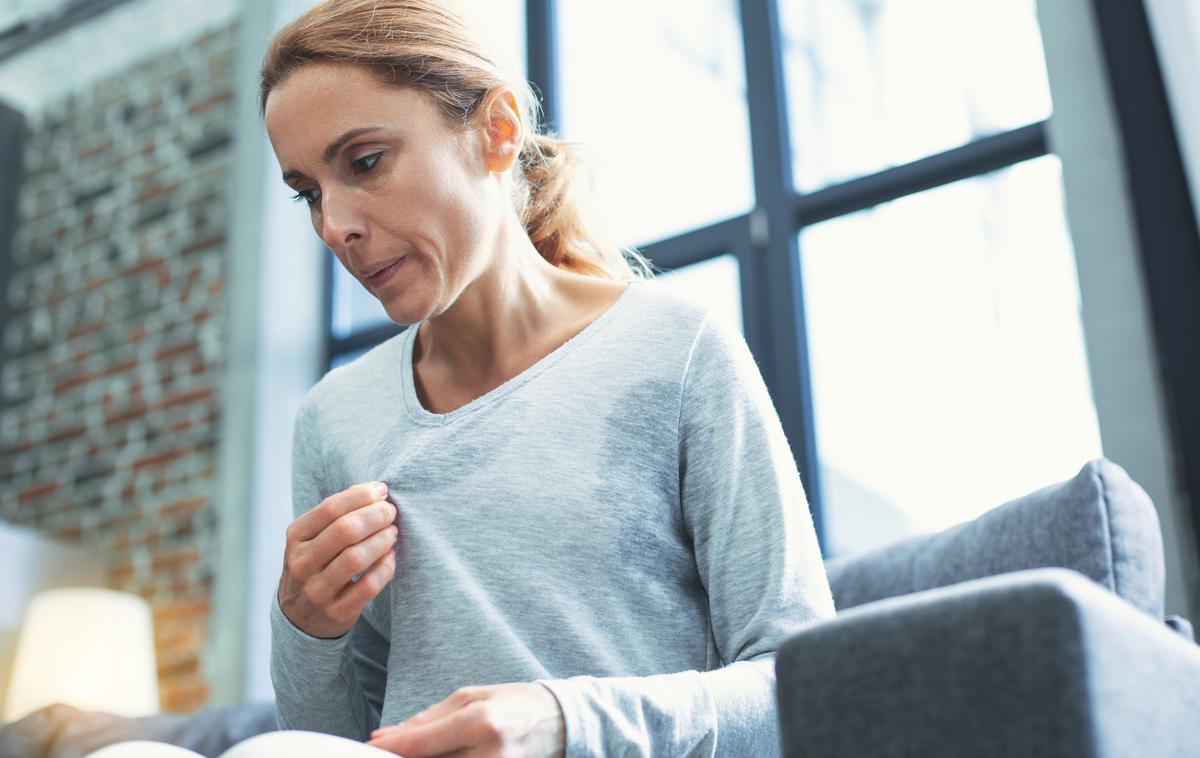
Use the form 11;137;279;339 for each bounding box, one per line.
269;278;835;756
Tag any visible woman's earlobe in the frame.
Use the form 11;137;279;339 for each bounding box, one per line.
485;120;522;173
480;87;523;172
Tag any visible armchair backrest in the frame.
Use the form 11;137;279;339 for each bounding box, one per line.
822;459;1166;618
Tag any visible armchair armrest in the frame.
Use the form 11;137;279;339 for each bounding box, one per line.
775;568;1200;758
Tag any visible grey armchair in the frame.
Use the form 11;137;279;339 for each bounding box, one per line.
776;458;1200;758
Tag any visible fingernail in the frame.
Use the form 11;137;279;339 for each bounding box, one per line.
373;482;388;498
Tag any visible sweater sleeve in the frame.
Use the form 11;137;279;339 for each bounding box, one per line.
269;394;391;741
536;313;835;757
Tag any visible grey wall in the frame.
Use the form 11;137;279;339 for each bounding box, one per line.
1144;0;1200;232
1040;0;1200;621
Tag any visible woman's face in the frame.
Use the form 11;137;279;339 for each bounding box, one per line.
264;61;516;324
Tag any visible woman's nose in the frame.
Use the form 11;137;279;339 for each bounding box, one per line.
318;191;365;250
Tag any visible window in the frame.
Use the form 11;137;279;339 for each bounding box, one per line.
557;0;754;247
321;0;1124;561
801;155;1102;554
780;0;1053;191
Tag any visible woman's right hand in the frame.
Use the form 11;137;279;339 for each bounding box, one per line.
278;481;399;639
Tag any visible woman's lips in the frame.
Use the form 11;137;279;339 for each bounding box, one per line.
368;256;407;286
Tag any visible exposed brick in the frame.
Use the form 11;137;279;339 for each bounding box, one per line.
66;319;104;340
100;510;141;530
118;256;168;280
105;402;150;426
5;21;237;714
18;481;59;504
160;674;209;713
80;140;114;159
132;447;192;472
160;387;214;411
132;527;163;549
44;424;87;444
163;418;196;435
156;469;192;489
55;525;83;541
187;91;231;115
103;357;138;377
157;655;200;679
53;372;98;394
132;165;165;182
155;340;199;362
181;236;224;256
154;597;211;625
151;546;198;571
136;183;179;203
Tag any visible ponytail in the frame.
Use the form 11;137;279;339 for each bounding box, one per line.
516;133;656;280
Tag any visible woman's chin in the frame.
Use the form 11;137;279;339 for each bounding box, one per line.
380;292;427;327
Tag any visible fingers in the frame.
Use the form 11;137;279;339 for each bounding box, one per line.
304;498;397;571
376;687;482;737
325;539;397;618
288;481;388;542
308;522;400;602
367;698;489;756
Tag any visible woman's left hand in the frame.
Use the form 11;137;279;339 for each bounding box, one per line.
366;682;566;757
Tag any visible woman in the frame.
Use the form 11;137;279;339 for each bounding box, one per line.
263;1;835;756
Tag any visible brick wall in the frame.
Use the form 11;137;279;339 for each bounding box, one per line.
0;22;236;713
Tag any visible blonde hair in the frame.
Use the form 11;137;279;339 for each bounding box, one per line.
259;0;658;281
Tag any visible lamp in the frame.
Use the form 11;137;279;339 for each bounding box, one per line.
3;587;160;722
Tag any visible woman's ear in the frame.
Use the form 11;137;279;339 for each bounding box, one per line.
478;86;523;175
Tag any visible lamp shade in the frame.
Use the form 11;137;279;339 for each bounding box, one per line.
3;587;160;722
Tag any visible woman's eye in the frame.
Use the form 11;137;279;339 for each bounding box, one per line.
351;152;383;174
291;188;321;205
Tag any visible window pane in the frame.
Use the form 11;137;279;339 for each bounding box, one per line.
450;0;526;77
653;253;743;334
780;0;1053;192
558;0;754;248
800;155;1103;557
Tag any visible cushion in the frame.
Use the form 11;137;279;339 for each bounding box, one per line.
823;458;1165;618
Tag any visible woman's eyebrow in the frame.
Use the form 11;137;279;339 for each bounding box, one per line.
323;126;386;161
281;126;387;183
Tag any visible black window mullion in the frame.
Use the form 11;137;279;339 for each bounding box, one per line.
525;0;560;136
330;321;406;361
739;0;826;548
637;215;749;270
1090;0;1200;560
0;103;22;374
322;250;336;373
792;121;1048;226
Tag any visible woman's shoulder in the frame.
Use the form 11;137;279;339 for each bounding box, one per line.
625;278;745;354
299;328;409;410
625;277;712;333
